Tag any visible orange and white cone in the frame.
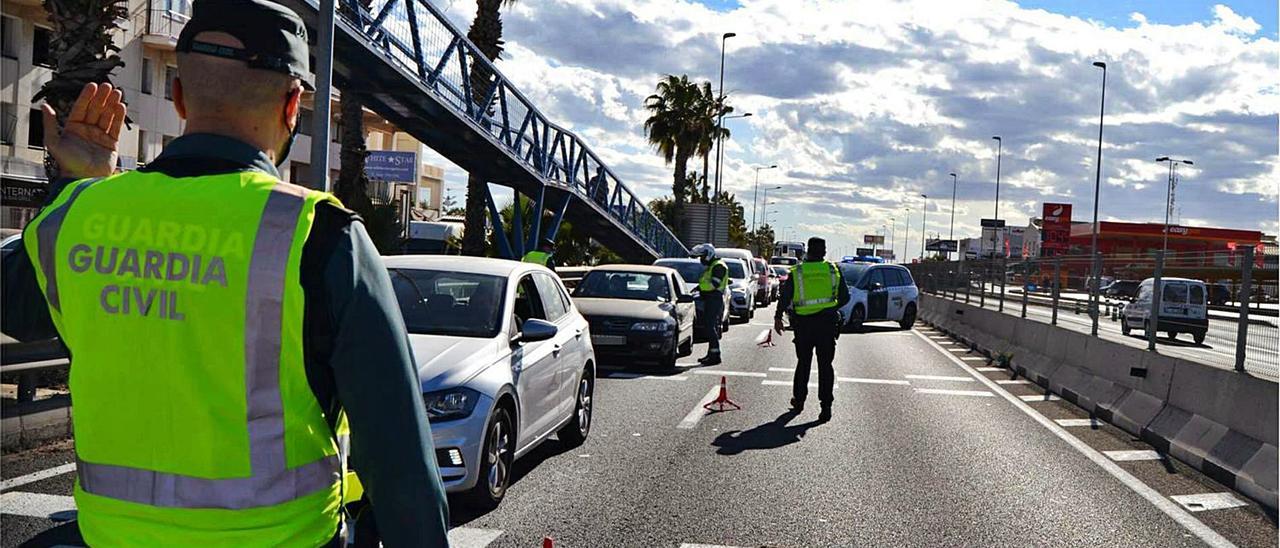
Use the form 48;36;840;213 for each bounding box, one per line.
703;375;742;412
755;328;775;347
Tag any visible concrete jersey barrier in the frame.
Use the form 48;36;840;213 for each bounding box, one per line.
917;293;1278;512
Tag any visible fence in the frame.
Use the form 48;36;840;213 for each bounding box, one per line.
908;248;1279;380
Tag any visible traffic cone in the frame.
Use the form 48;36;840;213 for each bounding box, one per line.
703;375;741;412
542;537;554;548
755;328;775;347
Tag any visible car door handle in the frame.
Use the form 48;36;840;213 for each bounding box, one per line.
552;344;563;356
574;329;583;339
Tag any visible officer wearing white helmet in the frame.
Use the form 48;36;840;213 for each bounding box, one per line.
691;243;728;365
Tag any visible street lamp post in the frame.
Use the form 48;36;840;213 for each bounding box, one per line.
948;172;958;260
920;194;928;260
889;217;896;262
713;32;736;202
903;208;911;264
750;164;778;233
1155;156;1194;256
1089;60;1107;336
992;136;1002;257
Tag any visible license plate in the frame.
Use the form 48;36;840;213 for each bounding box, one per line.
592;335;626;346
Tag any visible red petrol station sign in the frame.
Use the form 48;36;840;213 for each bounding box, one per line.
1041;203;1072;256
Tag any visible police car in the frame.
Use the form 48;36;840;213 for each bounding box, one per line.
835;262;919;332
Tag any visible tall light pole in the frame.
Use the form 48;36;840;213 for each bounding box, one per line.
948;172;958;260
889;217;896;262
750;164;778;233
760;187;781;232
1155;156;1194;256
713;32;736;203
992;136;1002;257
1089;61;1107;336
920;194;928;260
903;207;911;264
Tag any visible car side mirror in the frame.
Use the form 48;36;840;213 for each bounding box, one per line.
677;293;694;304
511;318;557;345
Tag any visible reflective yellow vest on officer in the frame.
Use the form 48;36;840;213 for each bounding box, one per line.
23;170;346;546
698;258;728;292
522;250;550;266
790;261;842;315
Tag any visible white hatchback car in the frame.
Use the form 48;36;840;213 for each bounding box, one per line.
384;256;596;509
835;262;920;331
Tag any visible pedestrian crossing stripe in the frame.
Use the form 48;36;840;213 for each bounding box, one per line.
1020;394;1062;402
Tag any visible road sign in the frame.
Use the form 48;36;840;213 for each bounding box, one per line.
863;234;885;245
980;218;1005;228
876;249;895;259
856;247;874;256
365;150;418;183
926;239;957;252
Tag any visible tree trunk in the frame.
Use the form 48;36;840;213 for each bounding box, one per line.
461;0;506;257
335;91;372;213
461;174;489;256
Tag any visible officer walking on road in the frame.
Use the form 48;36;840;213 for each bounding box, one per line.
691;243;728;365
1;1;448;545
523;237;558;270
773;237;850;422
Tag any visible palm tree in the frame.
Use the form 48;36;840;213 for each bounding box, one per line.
34;0;129;179
643;75;704;209
693;82;731;201
461;0;519;256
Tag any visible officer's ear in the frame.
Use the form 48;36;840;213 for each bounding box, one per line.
173;78;188;120
282;85;303;131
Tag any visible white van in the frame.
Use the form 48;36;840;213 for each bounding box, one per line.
716;247;757;276
1121;277;1208;345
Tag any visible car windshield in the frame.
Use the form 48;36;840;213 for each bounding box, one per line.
772;266;789;276
726;261;747;279
388;269;506;338
575;271;671;301
838;263;871;286
656;261;703;284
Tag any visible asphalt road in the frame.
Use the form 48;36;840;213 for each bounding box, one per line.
3;304;1276;547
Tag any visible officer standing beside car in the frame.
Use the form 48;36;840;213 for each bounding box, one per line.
773;237;849;422
1;1;448;544
522;237;558;270
691;243;728;365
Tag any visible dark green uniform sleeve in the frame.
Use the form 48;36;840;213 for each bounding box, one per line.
775;276;794;320
324;221;449;546
836;270;851;308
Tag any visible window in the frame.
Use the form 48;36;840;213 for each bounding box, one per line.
898;268;915;287
387;268;506;338
26;108;43;149
514;275;547;326
0;103;15;145
574;270;671;302
882;269;906;287
1;16;18;59
162;134;175;149
164;66;176;100
866;269;886;289
297;108;313;136
289;161;310;186
32;26;51;68
535;273;568;321
141;57;152;95
136;130;148;163
1163;283;1189;304
331;120;341;143
1189;284;1205;305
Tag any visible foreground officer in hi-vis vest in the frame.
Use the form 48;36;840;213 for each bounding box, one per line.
773;237;849;422
2;1;449;545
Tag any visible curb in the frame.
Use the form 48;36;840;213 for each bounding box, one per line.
1;396;73;453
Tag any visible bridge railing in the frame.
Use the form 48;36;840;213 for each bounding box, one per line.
339;0;687;258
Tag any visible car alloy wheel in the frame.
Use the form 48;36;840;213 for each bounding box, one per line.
558;368;593;447
485;413;512;499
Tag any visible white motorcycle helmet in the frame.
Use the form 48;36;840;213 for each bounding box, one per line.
690;243;716;264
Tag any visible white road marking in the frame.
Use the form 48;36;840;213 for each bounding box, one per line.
996;379;1030;385
975;366;1003;371
1056;418;1098;427
905;374;974;382
603;372;689;381
947;348;971;352
678;385;724;429
928;335;949;339
768;367;793;372
761;380;837;389
913;388;994;397
0;462;76;491
0;492;76;518
680;544;747;548
910;329;1236;548
837;377;910;386
1170;493;1249;513
447;527;505;548
961;357;987;362
1019;394;1062;402
692;370;767;378
1104;450;1163;462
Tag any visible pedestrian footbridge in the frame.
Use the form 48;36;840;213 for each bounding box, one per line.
279;0;687;261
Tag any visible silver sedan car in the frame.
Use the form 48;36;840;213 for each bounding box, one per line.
384;256;596;509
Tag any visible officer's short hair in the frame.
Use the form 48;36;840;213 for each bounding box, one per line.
177;32;299;118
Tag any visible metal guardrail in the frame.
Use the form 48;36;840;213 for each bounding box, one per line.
330;0;687;258
1;338;69;403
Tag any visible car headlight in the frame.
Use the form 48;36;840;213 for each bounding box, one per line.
632;321;672;332
423;387;481;423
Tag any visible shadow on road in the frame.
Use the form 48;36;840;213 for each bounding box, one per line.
448;436;577;526
1120;333;1212;349
711;411;824;456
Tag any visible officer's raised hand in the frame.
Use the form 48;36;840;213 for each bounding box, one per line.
774;316;786;335
41;82;126;179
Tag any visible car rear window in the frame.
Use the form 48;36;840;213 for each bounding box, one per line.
726;261;746;279
655;260;703;283
1189;284;1205;305
1163;283;1189;304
